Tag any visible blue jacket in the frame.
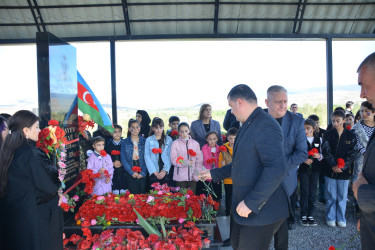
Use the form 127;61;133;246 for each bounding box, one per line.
190;119;223;148
211;107;289;226
144;135;173;175
120;136;147;177
279;111;308;195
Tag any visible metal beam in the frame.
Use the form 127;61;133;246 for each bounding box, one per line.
213;0;220;34
121;0;131;36
326;37;333;122
27;0;41;32
2;2;375;9
1;33;375;45
2;17;375;27
110;39;117;124
32;0;46;32
293;0;308;34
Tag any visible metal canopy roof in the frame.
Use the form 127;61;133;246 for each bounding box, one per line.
1;0;375;43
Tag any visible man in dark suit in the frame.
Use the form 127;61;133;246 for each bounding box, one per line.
265;86;307;250
353;52;375;250
199;84;289;250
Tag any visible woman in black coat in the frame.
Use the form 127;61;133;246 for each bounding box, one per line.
0;110;62;250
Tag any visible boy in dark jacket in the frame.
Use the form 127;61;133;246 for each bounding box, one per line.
105;124;127;194
322;110;357;228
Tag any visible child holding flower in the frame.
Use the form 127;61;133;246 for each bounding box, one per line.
170;122;204;194
145;118;173;186
298;119;323;227
121;119;147;194
105;124;126;195
322;110;357;228
87;136;114;195
197;131;222;201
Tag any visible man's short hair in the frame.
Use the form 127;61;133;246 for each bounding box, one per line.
346;113;355;119
227;84;257;104
357;52;375;72
346;101;354;109
290;103;298;108
169;116;180;124
267;85;287;99
227;127;239;137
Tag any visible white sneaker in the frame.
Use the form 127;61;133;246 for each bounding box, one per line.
327;221;336;227
337;221;346;228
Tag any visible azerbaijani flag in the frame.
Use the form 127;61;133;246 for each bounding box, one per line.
77;71;114;133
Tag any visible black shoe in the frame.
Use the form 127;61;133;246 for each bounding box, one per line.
300;216;309;227
318;198;326;205
222;238;231;247
288;222;295;230
307;216;317;226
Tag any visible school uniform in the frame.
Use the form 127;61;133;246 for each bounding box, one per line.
105;139;127;193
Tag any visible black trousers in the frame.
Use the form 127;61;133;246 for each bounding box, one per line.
124;172;146;194
224;184;233;216
298;171;319;217
231;218;284;250
274;187;297;250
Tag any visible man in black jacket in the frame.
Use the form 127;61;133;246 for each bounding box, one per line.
354;52;375;250
200;84;289;250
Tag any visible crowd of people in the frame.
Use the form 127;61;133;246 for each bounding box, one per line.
0;52;375;250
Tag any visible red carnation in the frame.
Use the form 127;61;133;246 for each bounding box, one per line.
39;128;50;138
206;158;216;165
48;119;59;126
100;150;107;157
132;166;141;173
170;130;179;137
111;150;121;156
60;202;70;212
176;156;184;164
219;146;227;152
328;246;335;250
308;148;319;156
69;234;82;245
152;148;162;154
346;125;352;130
78;239;91;250
337;158;345;169
187;149;197;157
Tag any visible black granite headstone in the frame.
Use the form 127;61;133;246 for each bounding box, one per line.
36;32;80;190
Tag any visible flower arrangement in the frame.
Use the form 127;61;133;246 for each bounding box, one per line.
64;221;210;249
36;119;67;199
74;184;219;226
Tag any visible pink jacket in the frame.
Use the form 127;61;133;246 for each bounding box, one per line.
170;137;204;182
87;153;114;195
202;144;220;170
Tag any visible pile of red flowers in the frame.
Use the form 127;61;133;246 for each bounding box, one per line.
75;185;218;225
308;148;319;156
64;221;210;250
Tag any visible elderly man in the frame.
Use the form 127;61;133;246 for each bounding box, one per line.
265;86;307;250
200;84;289;250
353;52;375;250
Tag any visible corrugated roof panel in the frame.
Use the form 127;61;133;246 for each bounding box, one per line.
0;8;34;24
129;5;177;20
177;21;213;34
2;0;28;6
47;23;117;38
131;22;177;35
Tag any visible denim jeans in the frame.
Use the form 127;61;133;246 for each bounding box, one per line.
324;176;349;223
